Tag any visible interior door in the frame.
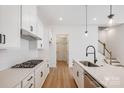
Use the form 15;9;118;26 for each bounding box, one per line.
56;35;67;62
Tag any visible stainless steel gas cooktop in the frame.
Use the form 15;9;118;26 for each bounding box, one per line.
12;60;43;68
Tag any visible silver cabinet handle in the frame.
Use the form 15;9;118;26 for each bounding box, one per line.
41;71;43;77
3;34;6;44
30;26;33;32
77;71;79;77
0;34;6;44
0;34;2;44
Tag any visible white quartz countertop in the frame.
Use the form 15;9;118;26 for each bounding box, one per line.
0;68;33;88
74;59;124;88
0;61;46;88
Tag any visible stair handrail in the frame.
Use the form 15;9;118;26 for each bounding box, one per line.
98;40;112;64
98;40;105;55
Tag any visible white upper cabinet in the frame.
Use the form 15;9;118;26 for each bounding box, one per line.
36;18;44;49
21;5;41;40
22;5;37;35
37;18;43;39
0;5;20;49
21;5;44;49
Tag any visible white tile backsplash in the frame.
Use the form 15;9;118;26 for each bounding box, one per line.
0;39;38;71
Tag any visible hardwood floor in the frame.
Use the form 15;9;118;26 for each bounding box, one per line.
42;61;77;88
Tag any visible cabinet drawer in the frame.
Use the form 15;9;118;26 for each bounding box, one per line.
22;72;34;87
24;82;34;88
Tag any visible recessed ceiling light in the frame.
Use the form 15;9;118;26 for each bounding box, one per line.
59;17;63;21
93;18;97;21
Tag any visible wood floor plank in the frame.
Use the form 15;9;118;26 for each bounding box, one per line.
42;61;77;88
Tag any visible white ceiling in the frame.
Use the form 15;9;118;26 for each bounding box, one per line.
37;5;124;26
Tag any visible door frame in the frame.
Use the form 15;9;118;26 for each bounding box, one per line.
56;34;69;66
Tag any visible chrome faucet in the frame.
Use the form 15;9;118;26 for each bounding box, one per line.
86;45;97;64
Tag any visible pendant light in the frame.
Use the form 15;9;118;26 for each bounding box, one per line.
108;5;114;26
85;5;88;36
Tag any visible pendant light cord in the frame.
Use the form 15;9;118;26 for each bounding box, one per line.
110;5;112;15
85;5;87;31
20;5;22;29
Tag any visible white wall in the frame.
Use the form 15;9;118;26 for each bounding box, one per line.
100;24;124;65
48;25;99;67
0;39;38;71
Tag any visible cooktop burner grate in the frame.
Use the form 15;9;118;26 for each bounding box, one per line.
12;60;43;68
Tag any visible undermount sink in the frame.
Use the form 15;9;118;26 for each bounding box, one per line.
79;61;99;67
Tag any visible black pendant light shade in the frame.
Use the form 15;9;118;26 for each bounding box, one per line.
107;5;115;26
108;5;114;19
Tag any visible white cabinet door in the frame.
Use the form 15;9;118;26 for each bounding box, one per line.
22;5;37;34
22;5;31;32
72;62;78;84
77;65;84;88
0;5;20;49
35;63;45;88
72;61;84;88
22;72;34;88
35;62;49;88
43;63;49;80
36;18;44;49
37;40;43;49
73;62;81;87
30;6;37;34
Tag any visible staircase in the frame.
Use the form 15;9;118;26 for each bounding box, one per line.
98;40;120;65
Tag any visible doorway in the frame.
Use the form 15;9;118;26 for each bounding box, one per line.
56;34;69;66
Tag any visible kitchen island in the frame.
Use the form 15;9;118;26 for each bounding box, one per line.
73;59;124;88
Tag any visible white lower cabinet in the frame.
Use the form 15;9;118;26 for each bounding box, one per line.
35;62;49;88
72;60;84;88
22;72;34;88
43;63;49;80
35;64;44;88
13;62;49;88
